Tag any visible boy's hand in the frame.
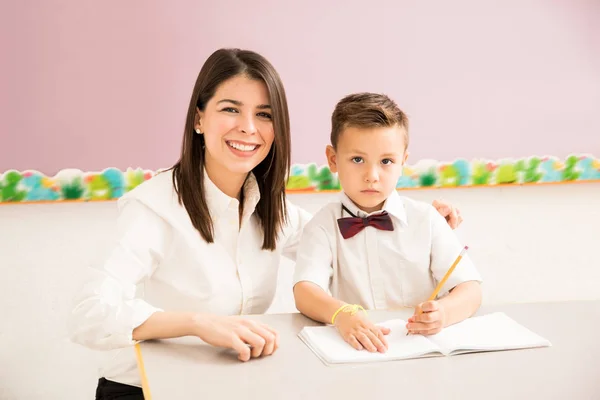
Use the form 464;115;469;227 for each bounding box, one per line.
406;301;446;336
334;311;390;353
432;199;462;229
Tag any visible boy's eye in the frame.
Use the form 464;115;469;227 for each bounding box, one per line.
381;158;394;165
257;112;272;120
351;157;364;164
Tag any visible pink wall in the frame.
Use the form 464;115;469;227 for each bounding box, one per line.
2;0;600;175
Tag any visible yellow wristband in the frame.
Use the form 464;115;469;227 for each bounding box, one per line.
331;304;366;325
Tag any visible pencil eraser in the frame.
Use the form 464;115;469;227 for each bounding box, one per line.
464;245;469;250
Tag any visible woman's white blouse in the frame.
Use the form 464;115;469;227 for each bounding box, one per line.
68;170;312;386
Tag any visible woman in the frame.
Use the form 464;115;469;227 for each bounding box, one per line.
68;48;463;399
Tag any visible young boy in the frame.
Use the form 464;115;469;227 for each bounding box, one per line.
292;93;482;354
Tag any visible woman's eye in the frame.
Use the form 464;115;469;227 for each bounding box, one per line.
221;107;239;113
257;112;272;120
351;157;364;164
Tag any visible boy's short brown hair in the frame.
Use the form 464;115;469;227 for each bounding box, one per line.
330;92;409;149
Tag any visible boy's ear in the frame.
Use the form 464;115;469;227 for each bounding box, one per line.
402;150;409;165
326;145;338;173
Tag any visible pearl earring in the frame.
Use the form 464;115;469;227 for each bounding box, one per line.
195;128;201;134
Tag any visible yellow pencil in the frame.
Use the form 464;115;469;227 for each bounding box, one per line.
407;245;469;335
134;343;152;399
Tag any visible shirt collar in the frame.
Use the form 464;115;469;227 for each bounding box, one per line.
339;190;408;226
204;169;261;221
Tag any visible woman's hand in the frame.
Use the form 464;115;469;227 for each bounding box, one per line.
432;199;463;229
193;314;279;361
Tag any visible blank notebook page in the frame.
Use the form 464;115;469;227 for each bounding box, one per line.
428;312;552;354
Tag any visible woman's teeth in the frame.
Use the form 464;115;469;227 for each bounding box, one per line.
228;142;258;151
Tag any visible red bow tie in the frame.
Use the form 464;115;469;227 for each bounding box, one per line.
337;205;394;239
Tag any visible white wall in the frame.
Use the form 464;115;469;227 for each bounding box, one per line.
1;183;599;399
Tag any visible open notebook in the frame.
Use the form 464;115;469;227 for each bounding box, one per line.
298;312;551;365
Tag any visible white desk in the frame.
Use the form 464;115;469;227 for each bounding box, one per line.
139;301;600;399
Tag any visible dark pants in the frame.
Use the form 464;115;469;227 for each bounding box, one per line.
95;377;144;400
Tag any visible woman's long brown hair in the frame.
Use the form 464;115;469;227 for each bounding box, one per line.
171;48;291;250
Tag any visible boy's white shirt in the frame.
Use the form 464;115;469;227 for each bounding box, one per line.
293;190;482;309
68;169;312;387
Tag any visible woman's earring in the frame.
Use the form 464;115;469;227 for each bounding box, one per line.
195;128;202;134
